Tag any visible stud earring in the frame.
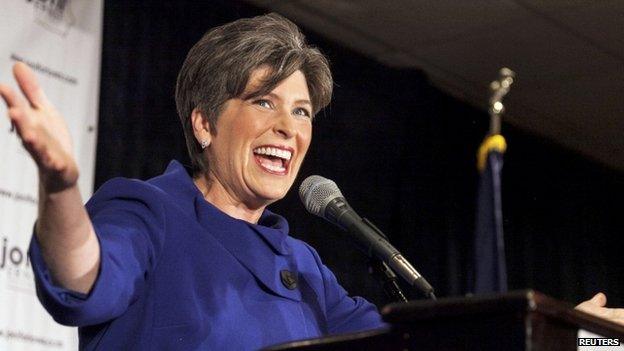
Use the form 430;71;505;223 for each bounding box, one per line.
200;140;209;149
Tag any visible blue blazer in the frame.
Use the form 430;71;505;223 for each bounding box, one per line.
29;161;386;350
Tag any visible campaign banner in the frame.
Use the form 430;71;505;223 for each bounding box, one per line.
0;1;102;350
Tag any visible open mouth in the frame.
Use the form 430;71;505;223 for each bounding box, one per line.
252;145;293;175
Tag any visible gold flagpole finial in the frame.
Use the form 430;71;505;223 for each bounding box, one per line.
488;68;515;135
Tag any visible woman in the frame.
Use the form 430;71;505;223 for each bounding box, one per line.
0;12;621;351
1;14;384;350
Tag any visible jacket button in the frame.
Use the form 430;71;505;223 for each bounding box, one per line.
280;270;298;290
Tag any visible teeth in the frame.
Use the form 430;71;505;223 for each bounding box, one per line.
253;146;292;160
262;163;286;172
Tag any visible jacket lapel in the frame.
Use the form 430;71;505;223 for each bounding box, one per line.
153;160;302;302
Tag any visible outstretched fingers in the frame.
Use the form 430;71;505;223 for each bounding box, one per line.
2;63;78;190
0;83;27;109
13;62;51;109
0;84;35;136
1;78;46;165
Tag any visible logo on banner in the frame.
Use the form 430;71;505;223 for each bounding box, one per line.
27;0;76;36
0;236;33;290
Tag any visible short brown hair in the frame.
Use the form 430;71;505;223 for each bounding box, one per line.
175;13;333;173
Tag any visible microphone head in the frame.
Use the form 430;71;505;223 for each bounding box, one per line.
299;175;344;217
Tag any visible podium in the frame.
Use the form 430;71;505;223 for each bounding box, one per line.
265;290;624;351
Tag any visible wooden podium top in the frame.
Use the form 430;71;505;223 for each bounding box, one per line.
383;290;624;339
264;290;624;351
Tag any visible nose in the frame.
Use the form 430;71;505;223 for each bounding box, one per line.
274;110;296;139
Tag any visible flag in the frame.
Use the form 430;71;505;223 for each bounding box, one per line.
473;134;508;293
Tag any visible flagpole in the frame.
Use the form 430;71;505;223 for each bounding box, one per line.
472;68;516;294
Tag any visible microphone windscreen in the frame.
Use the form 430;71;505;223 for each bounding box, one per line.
298;175;343;217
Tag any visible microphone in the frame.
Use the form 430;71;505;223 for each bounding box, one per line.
299;175;435;299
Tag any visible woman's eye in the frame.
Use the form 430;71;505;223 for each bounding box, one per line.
254;99;272;109
293;107;311;118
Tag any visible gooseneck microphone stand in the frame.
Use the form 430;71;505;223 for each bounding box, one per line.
369;258;409;303
362;218;436;302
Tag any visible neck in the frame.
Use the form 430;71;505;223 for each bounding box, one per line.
193;172;265;224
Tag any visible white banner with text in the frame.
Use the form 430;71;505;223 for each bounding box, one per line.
0;1;102;350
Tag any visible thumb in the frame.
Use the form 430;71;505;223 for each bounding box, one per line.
590;292;607;306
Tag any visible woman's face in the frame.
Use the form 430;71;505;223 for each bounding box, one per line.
205;68;313;208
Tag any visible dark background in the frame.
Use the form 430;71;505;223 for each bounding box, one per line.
97;0;624;308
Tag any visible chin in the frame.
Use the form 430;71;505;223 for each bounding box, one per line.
253;187;289;204
247;174;295;203
262;191;288;203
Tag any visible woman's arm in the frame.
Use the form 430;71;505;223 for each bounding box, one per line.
0;62;99;294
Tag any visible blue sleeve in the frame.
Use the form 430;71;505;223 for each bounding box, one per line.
28;178;166;326
303;243;388;334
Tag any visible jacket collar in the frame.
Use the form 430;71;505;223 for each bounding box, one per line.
150;160;301;301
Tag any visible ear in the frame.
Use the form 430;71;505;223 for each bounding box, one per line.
191;108;211;148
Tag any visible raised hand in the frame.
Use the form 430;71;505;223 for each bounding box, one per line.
576;293;624;326
0;62;78;192
1;62;99;294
